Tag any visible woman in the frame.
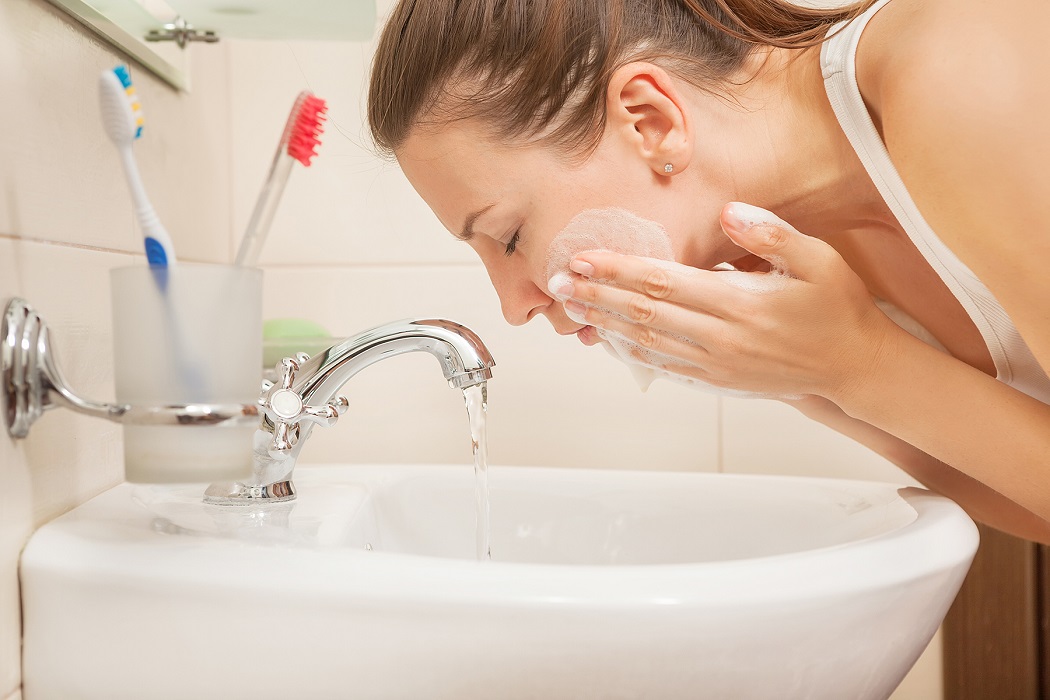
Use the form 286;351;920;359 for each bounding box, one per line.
367;0;1050;541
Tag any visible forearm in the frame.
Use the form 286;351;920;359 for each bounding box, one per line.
788;396;1050;543
827;326;1050;526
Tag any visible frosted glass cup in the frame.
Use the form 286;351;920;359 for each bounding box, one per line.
111;264;263;483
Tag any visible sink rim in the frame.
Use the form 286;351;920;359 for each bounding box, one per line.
24;464;979;608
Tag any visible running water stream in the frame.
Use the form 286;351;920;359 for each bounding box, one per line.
462;383;491;561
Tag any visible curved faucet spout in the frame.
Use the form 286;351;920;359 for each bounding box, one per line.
295;318;495;406
204;318;495;506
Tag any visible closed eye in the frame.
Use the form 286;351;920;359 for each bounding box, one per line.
504;230;520;257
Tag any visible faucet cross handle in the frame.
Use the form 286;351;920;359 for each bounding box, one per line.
261;356;349;457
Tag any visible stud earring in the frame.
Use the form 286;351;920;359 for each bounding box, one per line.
664;163;674;174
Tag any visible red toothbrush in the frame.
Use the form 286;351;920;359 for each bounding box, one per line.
235;91;327;266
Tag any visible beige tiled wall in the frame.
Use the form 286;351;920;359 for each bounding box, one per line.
0;0;233;693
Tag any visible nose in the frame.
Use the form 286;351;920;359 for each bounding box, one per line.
489;269;551;326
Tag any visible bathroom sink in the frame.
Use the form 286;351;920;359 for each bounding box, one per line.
20;464;978;700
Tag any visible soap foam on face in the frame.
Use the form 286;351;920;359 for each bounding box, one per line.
546;208;793;398
544;208;675;283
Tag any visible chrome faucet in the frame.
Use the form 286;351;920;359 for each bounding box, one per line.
203;318;495;505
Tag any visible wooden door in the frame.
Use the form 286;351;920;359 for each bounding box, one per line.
943;524;1050;698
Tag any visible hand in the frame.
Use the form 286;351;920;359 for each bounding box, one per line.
561;202;900;400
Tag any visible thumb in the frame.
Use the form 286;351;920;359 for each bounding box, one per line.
720;201;834;280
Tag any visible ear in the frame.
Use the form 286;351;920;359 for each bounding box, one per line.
606;62;694;177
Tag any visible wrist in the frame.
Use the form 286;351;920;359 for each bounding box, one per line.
819;313;908;411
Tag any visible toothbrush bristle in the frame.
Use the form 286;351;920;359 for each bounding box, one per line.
113;65;133;89
111;65;144;140
144;237;168;266
286;94;327;167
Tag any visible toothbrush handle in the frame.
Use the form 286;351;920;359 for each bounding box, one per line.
235;154;295;267
119;149;177;265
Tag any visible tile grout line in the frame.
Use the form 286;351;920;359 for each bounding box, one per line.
0;235;484;269
0;234;136;257
0;234;243;265
260;261;484;270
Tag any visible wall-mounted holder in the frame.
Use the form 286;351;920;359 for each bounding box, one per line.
145;17;220;49
1;298;258;440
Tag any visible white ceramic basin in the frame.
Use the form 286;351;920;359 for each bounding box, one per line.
20;464;978;700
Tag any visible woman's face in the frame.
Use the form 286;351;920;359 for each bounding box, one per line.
397;96;749;339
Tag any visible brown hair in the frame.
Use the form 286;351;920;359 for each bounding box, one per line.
368;0;873;157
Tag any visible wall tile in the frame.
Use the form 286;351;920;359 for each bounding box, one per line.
0;0;232;264
262;265;720;471
721;397;921;484
2;689;21;700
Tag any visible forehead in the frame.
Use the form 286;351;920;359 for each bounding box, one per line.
397;123;544;234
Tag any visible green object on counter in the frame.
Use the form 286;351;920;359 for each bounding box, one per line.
262;318;333;368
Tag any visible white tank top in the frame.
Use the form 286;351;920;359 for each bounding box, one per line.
821;0;1050;404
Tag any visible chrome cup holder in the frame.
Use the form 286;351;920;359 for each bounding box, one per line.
1;298;259;440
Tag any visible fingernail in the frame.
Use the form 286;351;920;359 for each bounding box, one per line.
546;273;574;301
564;299;586;315
563;300;588;325
724;202;787;233
569;258;595;276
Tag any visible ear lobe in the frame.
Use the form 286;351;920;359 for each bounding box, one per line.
607;64;693;177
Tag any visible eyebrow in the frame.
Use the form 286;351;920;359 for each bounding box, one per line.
455;203;496;241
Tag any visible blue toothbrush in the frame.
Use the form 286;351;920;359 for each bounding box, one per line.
98;65;177;270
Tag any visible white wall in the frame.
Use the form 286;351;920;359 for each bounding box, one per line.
0;0;940;697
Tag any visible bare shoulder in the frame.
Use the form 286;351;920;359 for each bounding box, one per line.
856;0;1050;371
859;0;1050;132
858;0;1050;214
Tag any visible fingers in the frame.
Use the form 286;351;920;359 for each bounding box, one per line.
720;201;840;280
564;280;710;340
564;294;718;365
568;253;682;299
564;254;749;318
